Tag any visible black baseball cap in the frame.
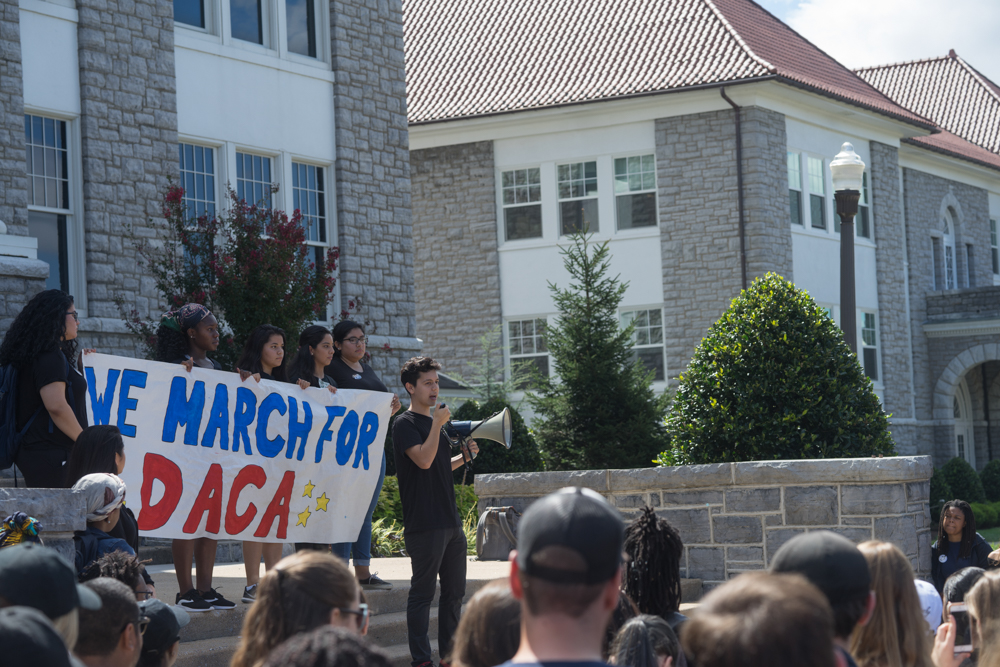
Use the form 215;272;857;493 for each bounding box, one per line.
769;531;871;604
0;606;74;667
0;543;102;618
516;487;625;584
139;598;190;657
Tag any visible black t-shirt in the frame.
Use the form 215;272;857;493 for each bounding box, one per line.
17;347;88;451
496;661;612;667
168;357;223;370
326;357;389;393
392;410;460;533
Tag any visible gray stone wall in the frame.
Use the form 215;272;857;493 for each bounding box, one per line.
330;0;416;346
411;142;501;380
657;107;791;383
0;0;26;237
927;286;1000;321
76;0;177;328
0;488;87;563
0;256;48;332
477;456;933;589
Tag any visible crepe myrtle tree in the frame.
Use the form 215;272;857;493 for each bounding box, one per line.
117;185;339;367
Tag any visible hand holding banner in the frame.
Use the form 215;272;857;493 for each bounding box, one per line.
82;353;391;543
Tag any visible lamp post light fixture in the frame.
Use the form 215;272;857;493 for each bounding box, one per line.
830;142;866;354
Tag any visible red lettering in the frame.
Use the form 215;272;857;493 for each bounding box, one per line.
182;463;223;534
137;453;183;531
254;470;295;539
225;465;266;535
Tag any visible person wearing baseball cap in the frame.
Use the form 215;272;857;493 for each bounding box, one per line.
0;542;102;652
0;605;78;667
138;598;190;667
501;487;625;667
770;531;876;667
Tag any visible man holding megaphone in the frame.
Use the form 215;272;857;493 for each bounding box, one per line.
393;356;479;667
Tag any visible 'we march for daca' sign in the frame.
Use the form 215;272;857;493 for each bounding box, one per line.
82;353;392;543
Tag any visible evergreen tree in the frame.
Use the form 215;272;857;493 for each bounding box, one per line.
528;235;669;470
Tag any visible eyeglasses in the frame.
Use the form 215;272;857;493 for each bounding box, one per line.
343;336;368;345
122;615;151;636
337;603;369;627
66;311;79;321
135;589;154;601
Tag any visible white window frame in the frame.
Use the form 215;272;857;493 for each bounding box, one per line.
942;210;957;290
174;0;219;38
234;148;279;209
506;317;550;384
178;142;219;221
856;171;872;239
620;306;667;383
613;153;657;231
806;155;827;232
281;0;328;62
286;155;337;321
859;310;881;386
557;160;599;236
499;166;543;243
228;0;275;49
787;151;804;227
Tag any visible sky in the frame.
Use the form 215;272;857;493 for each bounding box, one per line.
754;0;1000;85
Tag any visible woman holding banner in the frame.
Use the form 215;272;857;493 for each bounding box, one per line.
235;324;290;603
155;303;235;612
326;320;401;590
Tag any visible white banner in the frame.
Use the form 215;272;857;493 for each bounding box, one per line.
82;353;391;543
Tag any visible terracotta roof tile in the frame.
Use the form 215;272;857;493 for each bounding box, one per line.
903;130;1000;172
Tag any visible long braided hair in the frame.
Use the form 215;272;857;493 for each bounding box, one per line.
623;505;684;616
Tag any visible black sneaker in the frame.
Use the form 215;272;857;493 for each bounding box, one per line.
359;573;393;590
175;589;212;612
242;584;257;603
200;587;236;610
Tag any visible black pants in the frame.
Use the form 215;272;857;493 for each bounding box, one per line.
404;527;467;666
14;447;69;488
294;543;332;553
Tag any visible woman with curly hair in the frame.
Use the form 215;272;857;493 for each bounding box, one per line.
0;289;88;488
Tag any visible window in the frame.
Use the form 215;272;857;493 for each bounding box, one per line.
178;144;216;220
942;212;956;290
236;152;272;207
508;318;548;386
286;0;316;57
231;0;263;44
558;161;598;235
788;152;802;226
857;172;871;238
621;308;665;381
860;312;878;382
614;155;656;230
174;0;205;27
807;156;826;230
25;114;71;292
292;162;327;267
991;219;999;275
501;168;542;241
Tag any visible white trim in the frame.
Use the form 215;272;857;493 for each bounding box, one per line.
174;28;334;81
923;318;1000;338
18;0;77;21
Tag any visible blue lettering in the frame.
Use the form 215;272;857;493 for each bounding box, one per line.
286;397;313;461
316;406;346;464
256;393;287;459
201;384;230;450
86;368;120;426
336;410;359;466
161;377;206;446
232;388;257;456
354;411;379;470
116;370;147;437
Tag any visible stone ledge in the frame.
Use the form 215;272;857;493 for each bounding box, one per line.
608;463;733;491
0;488;86;532
732;456;931;485
475;470;608;497
0;254;48;279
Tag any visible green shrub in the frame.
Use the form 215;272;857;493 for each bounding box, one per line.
941;457;986;504
372;478;479;556
981;460;1000;502
451;398;543;483
930;467;953;525
658;273;895;465
971;503;998;529
372;475;403;525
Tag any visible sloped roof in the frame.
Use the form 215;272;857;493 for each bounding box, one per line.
857;51;1000;155
904;130;1000;172
403;0;932;128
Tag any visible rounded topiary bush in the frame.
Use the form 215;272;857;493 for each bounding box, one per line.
930;467;953;525
981;460;1000;502
658;273;895;465
941;457;986;504
451;398;543;483
971;502;998;529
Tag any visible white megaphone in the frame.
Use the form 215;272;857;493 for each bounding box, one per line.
445;408;513;450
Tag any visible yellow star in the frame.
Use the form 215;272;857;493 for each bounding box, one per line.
303;481;315;498
315;493;330;512
296;506;312;527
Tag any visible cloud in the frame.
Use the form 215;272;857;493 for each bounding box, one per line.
783;0;1000;83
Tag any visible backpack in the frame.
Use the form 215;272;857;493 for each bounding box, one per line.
0;354;72;471
475;506;521;561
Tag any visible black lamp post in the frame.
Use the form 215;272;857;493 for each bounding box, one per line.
830;143;865;354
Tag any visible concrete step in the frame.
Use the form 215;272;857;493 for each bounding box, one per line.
176;634;240;667
383;640;438;667
367;607;439;649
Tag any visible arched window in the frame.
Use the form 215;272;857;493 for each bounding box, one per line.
942;211;956;289
955;378;976;468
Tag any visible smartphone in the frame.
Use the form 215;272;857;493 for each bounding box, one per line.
950;602;973;654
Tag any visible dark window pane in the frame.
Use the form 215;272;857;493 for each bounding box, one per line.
789;190;801;225
858;206;870;238
287;0;317;57
863;347;878;382
231;0;263;43
810;194;825;230
993;248;999;275
28;211;68;292
560;198;599;235
617;192;657;230
633;348;665;381
174;0;205;27
504;204;542;241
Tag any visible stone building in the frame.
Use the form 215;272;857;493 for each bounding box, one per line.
404;0;1000;467
0;0;419;390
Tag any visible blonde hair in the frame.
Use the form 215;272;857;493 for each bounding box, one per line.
966;570;1000;667
849;541;932;667
231;551;357;667
52;607;79;652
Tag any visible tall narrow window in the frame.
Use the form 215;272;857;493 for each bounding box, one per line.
942;212;956;289
231;0;263;44
857;171;871;238
558;161;598;235
178;144;216;220
788;152;802;226
808;156;826;230
292;162;327;267
236;152;272;207
614;155;656;230
991;219;999;276
174;0;205;27
286;0;316;57
501;168;542;241
508;318;548;387
25;114;71;292
621;308;665;381
860;312;879;382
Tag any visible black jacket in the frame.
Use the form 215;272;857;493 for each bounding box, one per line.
931;532;995;592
